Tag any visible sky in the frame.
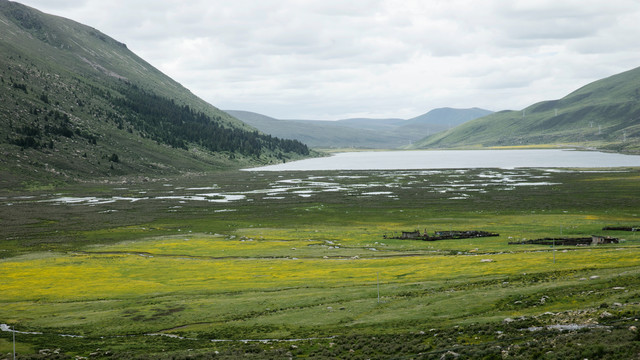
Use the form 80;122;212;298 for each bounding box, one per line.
16;0;640;120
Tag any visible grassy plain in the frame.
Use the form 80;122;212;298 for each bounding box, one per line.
1;168;640;358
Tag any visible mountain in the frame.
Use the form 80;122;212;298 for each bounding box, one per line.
225;108;492;149
412;67;640;153
395;107;493;138
0;1;310;188
403;107;493;128
224;110;410;148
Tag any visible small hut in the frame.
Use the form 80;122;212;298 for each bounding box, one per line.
401;230;422;239
591;235;619;245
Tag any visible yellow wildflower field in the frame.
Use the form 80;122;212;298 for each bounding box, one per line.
1;238;637;303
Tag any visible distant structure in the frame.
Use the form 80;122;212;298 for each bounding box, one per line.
509;235;618;246
386;229;499;241
399;230;422;239
603;225;638;231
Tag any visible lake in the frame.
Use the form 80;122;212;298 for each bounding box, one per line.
247;149;640;171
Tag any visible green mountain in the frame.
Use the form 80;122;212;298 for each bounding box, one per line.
395;107;493;139
412;67;640;153
403;107;493;128
225;108;492;149
0;1;310;188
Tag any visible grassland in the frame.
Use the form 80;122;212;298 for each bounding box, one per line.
1;168;640;359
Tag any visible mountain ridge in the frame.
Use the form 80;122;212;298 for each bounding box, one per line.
225;107;493;149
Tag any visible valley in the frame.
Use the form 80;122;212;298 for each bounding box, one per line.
1;2;640;359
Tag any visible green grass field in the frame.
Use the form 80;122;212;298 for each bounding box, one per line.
1;168;640;359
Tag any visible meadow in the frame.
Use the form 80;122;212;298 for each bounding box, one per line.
1;167;639;359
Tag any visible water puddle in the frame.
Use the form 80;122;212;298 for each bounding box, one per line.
1;324;43;335
7;169;573;207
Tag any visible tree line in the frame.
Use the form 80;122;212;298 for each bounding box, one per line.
112;84;310;157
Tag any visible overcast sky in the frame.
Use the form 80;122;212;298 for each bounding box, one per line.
17;0;640;120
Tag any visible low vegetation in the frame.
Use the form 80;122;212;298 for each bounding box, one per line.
1;168;639;358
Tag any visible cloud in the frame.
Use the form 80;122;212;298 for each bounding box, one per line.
17;0;640;119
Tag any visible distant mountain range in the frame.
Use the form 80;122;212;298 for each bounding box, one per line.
0;1;310;188
412;66;640;153
225;108;493;149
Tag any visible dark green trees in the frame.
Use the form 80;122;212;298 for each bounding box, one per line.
113;84;309;157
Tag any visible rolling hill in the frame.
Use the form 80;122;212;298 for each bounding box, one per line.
0;1;310;189
225;107;492;149
412;66;640;153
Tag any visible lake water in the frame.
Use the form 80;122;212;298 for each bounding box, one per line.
247;149;640;171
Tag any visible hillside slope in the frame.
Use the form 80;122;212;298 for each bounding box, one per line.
413;67;640;153
226;108;492;149
0;1;310;188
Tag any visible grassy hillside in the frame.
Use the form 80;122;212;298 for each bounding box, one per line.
0;1;310;189
226;108;492;149
413;67;640;153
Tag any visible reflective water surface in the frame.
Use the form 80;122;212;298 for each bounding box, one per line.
247;149;640;171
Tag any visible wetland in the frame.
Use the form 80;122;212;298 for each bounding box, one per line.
1;160;640;358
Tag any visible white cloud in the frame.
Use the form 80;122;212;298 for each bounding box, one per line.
17;0;640;119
